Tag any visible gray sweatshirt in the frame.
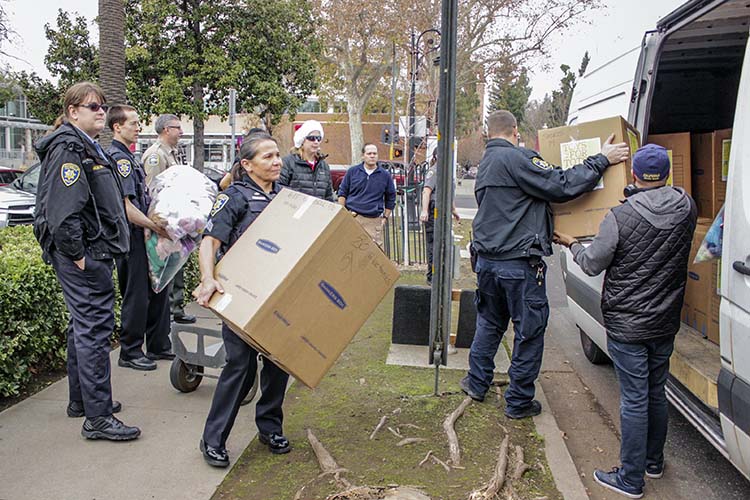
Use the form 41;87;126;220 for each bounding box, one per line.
570;186;694;276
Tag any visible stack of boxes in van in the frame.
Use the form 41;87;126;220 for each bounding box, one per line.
677;129;732;345
538;116;730;345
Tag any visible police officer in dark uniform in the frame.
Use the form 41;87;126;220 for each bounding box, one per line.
420;152;460;285
106;105;172;371
459;110;630;419
34;82;140;441
193;133;290;467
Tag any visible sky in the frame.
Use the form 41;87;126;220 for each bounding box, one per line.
1;0;686;101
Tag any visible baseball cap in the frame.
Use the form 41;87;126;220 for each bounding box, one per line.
632;144;670;182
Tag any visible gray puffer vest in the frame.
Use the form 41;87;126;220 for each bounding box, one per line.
602;190;697;343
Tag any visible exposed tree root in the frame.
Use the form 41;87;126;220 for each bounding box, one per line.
512;445;530;481
443;396;472;466
418;450;433;467
468;434;509;499
430;454;451;472
396;437;427;447
369;415;387;440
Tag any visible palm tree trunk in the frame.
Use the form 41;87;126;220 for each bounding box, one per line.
98;0;126;148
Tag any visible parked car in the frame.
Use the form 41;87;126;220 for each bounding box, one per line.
0;185;36;228
11;163;40;195
329;164;349;193
0;166;22;186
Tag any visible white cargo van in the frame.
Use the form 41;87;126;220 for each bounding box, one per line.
560;0;750;479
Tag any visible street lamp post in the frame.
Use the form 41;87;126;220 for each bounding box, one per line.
407;28;441;183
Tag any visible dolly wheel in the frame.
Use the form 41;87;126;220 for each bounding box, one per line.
170;358;204;392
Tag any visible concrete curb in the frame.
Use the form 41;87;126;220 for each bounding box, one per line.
534;382;590;500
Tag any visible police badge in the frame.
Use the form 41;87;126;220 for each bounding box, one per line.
117;159;132;177
61;163;81;187
211;193;229;216
531;157;552;170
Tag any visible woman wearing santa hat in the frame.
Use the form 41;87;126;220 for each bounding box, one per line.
279;119;334;201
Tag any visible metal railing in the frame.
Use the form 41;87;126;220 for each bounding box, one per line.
382;162;430;265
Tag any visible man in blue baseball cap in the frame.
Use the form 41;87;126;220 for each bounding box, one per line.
554;143;697;498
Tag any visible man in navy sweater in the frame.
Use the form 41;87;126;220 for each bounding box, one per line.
338;143;396;248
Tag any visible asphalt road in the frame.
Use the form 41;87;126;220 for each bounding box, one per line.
542;251;750;499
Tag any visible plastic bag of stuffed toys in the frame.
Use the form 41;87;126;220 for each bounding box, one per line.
145;165;218;293
694;204;724;263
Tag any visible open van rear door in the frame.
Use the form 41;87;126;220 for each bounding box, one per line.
721;31;750;479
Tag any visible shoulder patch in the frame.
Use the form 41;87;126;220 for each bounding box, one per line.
60;163;81;187
426;169;435;179
116;159;132;177
147;154;160;167
210;194;229;217
531;157;552;170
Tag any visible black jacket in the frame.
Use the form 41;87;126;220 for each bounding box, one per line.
573;187;697;343
473;138;609;260
34;123;129;261
279;153;334;201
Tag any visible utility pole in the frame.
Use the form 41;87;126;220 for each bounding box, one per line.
389;41;397;161
429;0;458;395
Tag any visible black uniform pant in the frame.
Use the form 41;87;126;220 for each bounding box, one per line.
203;323;289;449
169;267;186;317
51;251;116;418
116;227;171;359
425;227;434;282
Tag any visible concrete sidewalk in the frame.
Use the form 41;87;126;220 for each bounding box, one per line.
0;304;259;500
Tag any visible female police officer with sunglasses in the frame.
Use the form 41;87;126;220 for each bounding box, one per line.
34;82;137;441
193;133;291;467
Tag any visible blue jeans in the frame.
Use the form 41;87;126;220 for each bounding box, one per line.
467;256;549;413
607;335;675;489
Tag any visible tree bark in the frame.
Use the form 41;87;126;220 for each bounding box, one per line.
192;82;205;170
97;0;126;148
347;96;364;165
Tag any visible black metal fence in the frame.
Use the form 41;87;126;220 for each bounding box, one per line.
382;162;430;265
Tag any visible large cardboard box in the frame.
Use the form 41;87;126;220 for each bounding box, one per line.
208;189;400;388
538;116;640;237
682;221;720;344
691;129;732;218
648;132;692;195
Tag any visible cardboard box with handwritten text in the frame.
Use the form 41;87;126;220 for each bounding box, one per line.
538;116;640;238
208;189;400;388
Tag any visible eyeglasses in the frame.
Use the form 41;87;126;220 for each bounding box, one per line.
305;135;322;142
166;125;182;130
77;103;109;113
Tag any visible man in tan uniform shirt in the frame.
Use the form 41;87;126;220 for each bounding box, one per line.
143;113;183;186
140;113;195;327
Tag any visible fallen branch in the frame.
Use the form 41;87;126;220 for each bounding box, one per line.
469;434;509;499
443;397;472;466
430;454;451;472
419;450;433;467
387;426;402;438
369;415;388;440
396;437;427;447
403;423;424;430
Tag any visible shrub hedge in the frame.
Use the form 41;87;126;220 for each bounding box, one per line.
0;225;200;398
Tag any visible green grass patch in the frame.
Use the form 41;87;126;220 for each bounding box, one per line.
212;272;561;500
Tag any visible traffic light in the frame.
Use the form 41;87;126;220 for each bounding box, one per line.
381;125;399;145
393;147;403;159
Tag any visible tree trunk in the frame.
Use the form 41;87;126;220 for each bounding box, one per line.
347;95;364;165
97;0;126;148
192;82;205;170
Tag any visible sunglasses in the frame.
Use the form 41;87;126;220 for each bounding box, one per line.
305;135;322;142
77;102;109;113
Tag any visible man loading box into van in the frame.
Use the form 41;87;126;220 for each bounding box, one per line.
554;144;697;499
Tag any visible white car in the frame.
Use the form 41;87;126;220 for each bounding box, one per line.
0;184;35;228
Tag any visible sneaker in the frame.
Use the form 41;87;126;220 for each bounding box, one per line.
646;463;664;479
81;415;141;441
505;400;542;419
459;376;485;402
258;432;291;454
594;468;644;499
200;439;229;468
67;400;121;418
